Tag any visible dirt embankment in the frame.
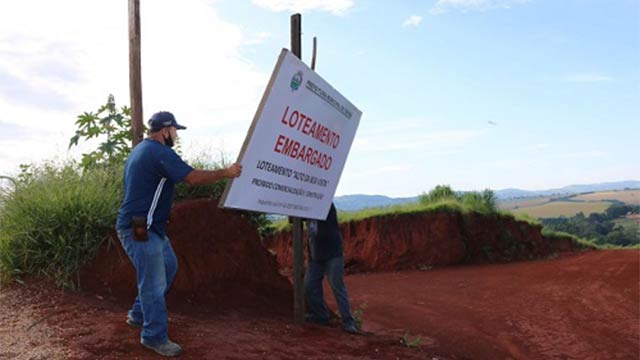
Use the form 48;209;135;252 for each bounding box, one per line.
265;211;579;272
79;198;291;308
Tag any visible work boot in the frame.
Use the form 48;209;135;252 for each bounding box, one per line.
126;314;142;328
141;339;182;357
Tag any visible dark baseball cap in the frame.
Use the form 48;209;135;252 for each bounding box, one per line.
148;111;187;131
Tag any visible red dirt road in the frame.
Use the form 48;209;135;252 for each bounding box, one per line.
342;250;639;359
1;250;637;359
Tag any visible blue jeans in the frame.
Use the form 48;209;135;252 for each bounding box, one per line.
117;228;178;345
304;256;355;328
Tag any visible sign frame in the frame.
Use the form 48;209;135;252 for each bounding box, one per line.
219;48;361;220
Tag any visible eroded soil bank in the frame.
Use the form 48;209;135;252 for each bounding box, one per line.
266;211;579;272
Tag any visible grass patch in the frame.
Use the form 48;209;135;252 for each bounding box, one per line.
400;333;423;348
499;196;553;210
337;199;466;223
0;162;121;287
541;228;598;250
353;302;367;330
271;217;292;232
0;154;272;287
270;200;475;233
572;190;640;206
511;200;612;218
270;185;501;233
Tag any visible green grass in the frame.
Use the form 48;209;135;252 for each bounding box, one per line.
572;190;640;205
0;155;234;287
505;211;541;226
511;201;612;218
541;228;599;249
499;196;553;210
400;333;423;348
0;162;121;287
272;218;292;232
271;199;485;232
338;199;467;223
500;190;640;218
273;197;517;232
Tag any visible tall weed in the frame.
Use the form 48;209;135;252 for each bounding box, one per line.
0;162;121;286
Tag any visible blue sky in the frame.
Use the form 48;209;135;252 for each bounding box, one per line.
0;0;638;197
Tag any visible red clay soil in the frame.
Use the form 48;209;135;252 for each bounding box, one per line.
265;212;578;272
79;198;291;308
1;250;637;359
0;280;437;359
341;249;639;360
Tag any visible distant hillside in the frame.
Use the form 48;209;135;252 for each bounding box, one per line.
497;181;640;200
334;194;419;211
334;180;640;212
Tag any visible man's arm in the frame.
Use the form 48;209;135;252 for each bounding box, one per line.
183;163;242;186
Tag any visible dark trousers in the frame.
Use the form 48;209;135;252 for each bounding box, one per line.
304;256;355;328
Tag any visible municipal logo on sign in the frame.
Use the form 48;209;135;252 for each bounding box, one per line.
290;71;303;91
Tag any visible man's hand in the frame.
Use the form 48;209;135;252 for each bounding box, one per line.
225;163;242;178
184;162;242;186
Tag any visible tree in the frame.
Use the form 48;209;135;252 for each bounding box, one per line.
68;95;139;169
481;189;497;212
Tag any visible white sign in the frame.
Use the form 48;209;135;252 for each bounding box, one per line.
220;49;361;220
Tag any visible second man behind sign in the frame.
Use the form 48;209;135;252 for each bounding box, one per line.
304;203;358;334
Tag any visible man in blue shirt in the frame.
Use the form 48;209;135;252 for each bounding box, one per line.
116;111;242;357
304;203;358;334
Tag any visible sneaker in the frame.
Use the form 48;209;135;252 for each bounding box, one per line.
141;339;182;357
343;324;359;334
126;315;142;328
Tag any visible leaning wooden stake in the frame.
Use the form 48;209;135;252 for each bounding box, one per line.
311;37;317;71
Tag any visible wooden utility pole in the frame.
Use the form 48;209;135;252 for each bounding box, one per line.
290;13;305;325
129;0;144;147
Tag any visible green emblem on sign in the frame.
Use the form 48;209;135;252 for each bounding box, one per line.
291;71;303;91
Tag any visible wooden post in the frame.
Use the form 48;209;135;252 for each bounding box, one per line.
311;37;317;71
128;0;144;147
290;13;305;325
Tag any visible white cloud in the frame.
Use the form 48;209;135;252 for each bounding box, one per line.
251;0;354;15
0;0;269;174
565;73;612;83
244;31;272;45
402;15;423;27
431;0;529;14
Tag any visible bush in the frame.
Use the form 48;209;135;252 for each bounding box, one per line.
419;185;497;214
419;185;457;204
0;96;275;286
0;155;274;286
0;162;121;286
